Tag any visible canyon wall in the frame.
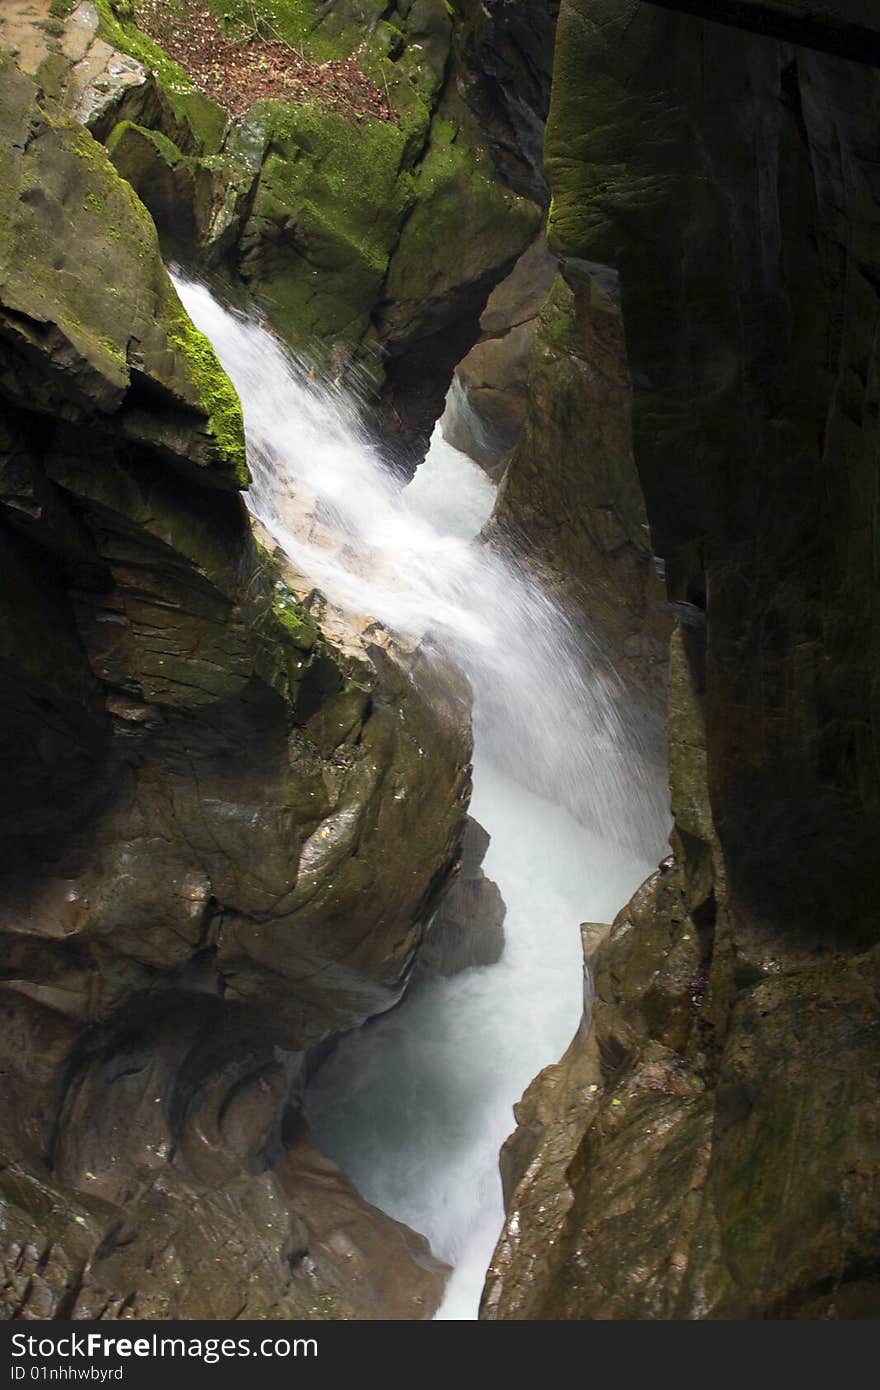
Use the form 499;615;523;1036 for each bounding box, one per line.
5;0;877;1324
0;52;472;1319
484;0;880;1319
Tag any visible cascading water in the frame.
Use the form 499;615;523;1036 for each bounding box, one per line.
175;276;668;1319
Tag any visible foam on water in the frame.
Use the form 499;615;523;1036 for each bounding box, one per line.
174;275;667;1318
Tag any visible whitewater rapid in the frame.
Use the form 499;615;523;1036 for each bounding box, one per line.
174;276;666;1319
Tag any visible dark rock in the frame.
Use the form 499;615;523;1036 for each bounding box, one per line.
485;257;671;760
452;0;562;204
442;235;559;476
485;858;880;1319
484;0;880;1320
410;817;506;982
374;84;542;470
645;0;880;63
0;61;470;1320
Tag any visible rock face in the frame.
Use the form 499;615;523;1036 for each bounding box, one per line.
486;257;670;732
452;0;561;204
484;0;880;1320
0;59;470;1319
11;1;552;468
442;235;558;478
410;817;506;983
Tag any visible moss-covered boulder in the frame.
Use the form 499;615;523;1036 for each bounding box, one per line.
231;97;415;360
0;54;245;483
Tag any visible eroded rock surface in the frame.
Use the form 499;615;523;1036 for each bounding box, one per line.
484;0;880;1320
0;59;470;1319
487;258;670;729
442;236;558;478
410;817;506;983
8;1;552;468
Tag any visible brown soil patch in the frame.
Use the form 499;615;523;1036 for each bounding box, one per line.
134;1;395;122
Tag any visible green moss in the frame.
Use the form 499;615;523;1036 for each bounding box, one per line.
201;0;436;141
0;59;245;495
68;121;159;239
106;118;187;168
93;0;228;151
236;98;413;356
254;542;318;653
272;592;317;651
385;110;540;315
258;99;410;272
203;0;379;63
165;297;249;485
243;541;333;702
35;50;70;103
544;1;691;272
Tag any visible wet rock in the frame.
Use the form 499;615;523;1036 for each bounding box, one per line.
485;856;880;1319
0;0;539;467
375;86;542;468
485;258;670;777
451;0;561;204
0;63;470;1320
20;1;545;466
485;0;880;1321
442;235;559;478
279;1120;450;1320
410;817;506;982
0;2;185;145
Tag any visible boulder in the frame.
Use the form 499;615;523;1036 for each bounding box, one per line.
442;235;558;477
484;857;880;1319
410;817;506;982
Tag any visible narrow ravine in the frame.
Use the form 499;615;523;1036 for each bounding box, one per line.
175;277;667;1319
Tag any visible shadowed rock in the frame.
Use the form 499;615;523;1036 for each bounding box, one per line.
410;817;507;983
483;0;880;1320
0;59;470;1320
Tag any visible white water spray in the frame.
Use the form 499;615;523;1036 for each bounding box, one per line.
175;277;667;1318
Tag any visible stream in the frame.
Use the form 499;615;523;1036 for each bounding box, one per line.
175;276;667;1319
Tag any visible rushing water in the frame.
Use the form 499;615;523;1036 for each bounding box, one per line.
174;277;667;1318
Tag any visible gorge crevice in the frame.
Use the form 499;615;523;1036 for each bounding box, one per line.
1;0;878;1326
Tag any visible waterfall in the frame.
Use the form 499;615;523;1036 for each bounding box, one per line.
174;276;668;1319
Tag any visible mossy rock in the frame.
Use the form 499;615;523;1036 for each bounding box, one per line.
234;98;414;359
382;104;541;344
94;0;228;151
201;0;449;128
0;57;246;486
106;118;199;243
